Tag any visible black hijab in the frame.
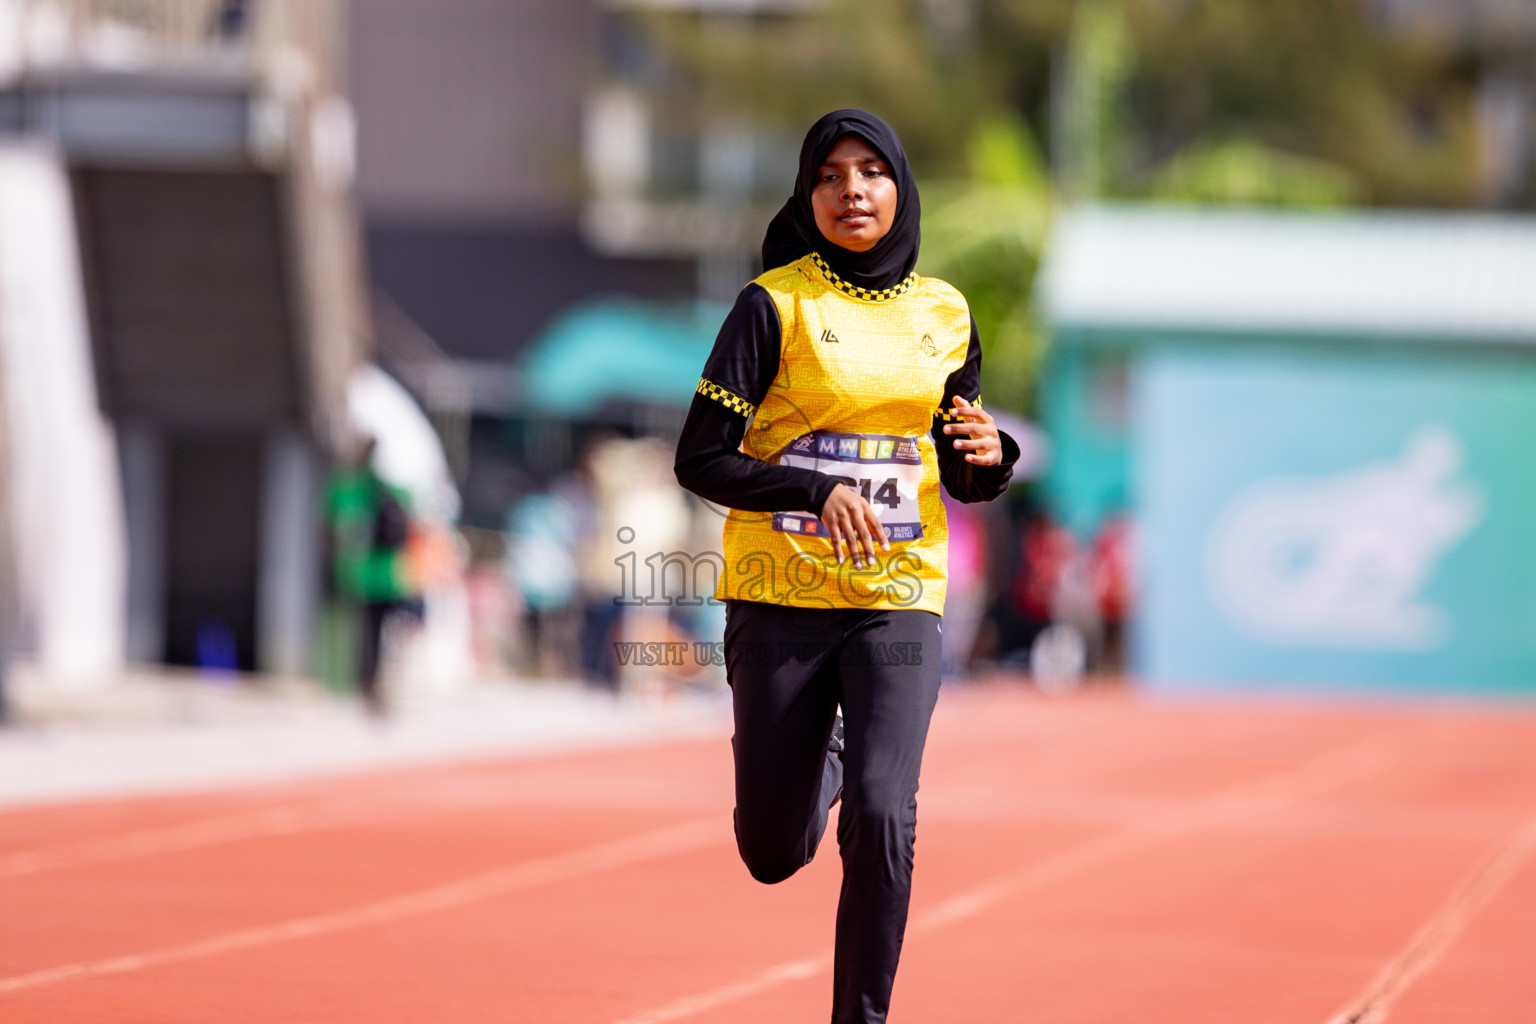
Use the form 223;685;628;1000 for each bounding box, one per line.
761;109;920;292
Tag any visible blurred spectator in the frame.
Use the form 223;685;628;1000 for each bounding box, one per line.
565;434;622;687
495;434;698;690
214;0;252;40
324;438;424;715
504;489;580;678
588;436;690;695
996;506;1074;665
459;526;519;676
1091;511;1134;674
1041;541;1103;689
941;492;988;681
990;505;1131;686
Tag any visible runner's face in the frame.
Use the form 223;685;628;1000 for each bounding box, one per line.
810;135;897;253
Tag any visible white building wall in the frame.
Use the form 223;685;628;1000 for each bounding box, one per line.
0;145;126;687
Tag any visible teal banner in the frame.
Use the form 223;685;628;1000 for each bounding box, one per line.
1134;348;1536;693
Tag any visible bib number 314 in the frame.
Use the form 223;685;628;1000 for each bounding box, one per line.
834;475;900;508
772;430;924;543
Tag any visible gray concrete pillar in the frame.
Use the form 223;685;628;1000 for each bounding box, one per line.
119;426;166;666
258;429;320;677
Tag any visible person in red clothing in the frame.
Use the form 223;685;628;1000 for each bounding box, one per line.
1092;512;1134;672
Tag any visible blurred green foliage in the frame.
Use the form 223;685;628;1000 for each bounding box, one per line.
639;0;1494;409
643;0;1483;205
1148;139;1361;208
919;114;1052;414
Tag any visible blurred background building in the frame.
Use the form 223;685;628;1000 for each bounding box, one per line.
0;0;364;689
348;0;704;529
1;0;1535;708
1041;207;1536;691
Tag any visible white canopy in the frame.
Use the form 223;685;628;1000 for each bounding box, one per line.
1040;205;1536;343
347;364;461;522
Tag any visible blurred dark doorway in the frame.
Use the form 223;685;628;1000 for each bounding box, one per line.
163;434;262;671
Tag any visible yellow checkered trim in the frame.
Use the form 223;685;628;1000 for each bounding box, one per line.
697;378;756;418
808;252;918;303
934;395;982;423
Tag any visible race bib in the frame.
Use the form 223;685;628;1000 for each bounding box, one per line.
773;430;925;542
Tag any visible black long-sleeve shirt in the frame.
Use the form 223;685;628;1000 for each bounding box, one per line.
674;284;1019;516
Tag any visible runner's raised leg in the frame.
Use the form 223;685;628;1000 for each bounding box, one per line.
725;601;846;883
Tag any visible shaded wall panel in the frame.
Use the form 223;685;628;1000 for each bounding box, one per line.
163;434;262;671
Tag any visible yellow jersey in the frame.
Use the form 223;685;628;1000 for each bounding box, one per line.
694;253;984;615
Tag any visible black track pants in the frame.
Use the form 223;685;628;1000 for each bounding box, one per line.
723;600;943;1024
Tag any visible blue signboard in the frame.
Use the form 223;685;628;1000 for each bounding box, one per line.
1133;348;1536;693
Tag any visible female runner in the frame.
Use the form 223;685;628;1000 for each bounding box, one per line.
673;108;1019;1024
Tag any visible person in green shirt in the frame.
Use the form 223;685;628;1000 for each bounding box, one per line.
324;438;421;713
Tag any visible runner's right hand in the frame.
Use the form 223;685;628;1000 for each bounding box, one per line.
820;484;890;569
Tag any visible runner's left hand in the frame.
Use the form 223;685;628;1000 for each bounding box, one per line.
942;396;1002;466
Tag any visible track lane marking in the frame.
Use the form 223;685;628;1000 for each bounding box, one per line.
0;800;412;878
0;703;1404;880
0;700;1139;879
616;812;1210;1024
616;955;835;1024
0;716;1233;880
0;770;721;879
1323;810;1536;1024
0;817;725;997
614;723;1449;1024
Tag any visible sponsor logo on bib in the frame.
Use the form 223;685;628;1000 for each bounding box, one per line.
773;429;925;542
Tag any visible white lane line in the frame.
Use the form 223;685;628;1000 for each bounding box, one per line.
1323;811;1536;1024
612;724;1437;1024
611;817;1165;1024
0;770;716;879
0;801;407;878
1;712;1424;882
615;955;834;1024
0;817;724;997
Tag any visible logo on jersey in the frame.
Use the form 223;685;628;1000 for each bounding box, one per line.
920;333;937;357
819;329;840;344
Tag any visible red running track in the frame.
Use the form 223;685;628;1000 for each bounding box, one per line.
2;685;1536;1023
